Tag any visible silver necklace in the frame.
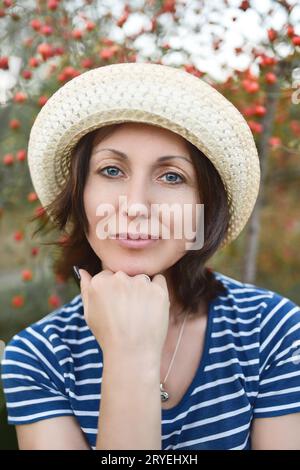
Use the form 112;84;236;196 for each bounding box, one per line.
141;274;189;403
160;310;189;402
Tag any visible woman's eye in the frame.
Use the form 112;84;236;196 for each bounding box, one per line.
98;166;123;178
98;167;185;185
160;172;185;184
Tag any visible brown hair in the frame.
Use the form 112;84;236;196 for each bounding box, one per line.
29;123;230;320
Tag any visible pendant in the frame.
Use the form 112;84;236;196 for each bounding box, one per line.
160;383;169;402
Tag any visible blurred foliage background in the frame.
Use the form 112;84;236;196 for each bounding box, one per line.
0;0;300;449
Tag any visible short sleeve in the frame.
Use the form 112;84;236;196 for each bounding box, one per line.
252;294;300;418
0;326;73;425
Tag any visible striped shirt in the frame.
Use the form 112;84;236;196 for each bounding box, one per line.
1;271;300;450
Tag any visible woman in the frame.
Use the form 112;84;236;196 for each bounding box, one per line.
1;62;300;450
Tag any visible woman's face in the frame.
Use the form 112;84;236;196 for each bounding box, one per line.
83;122;201;278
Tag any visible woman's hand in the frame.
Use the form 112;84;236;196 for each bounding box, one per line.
79;269;170;362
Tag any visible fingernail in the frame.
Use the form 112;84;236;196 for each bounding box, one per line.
72;265;81;283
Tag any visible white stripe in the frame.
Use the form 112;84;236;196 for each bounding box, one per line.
261;305;300;350
215;304;268;313
213;314;261;324
212;327;260;338
7;395;69;408
189;373;259;398
8;409;73;422
19;329;65;384
69;391;100;401
3;346;36;361
165;423;250;449
260;322;300;373
73;349;100;358
44;312;84;325
1;360;49;379
163;389;247;424
273;339;300;363
165;404;251;438
214;273;245;286
218;294;273;303
209;342;259;353
272;354;300;369
73;410;99;417
74;363;101;371
76;378;102;385
37;303;83;325
257;385;300;398
260;369;300;385
82;427;97;434
228;287;272;294
43;324;89;333
205;358;259;372
1;373;35;382
260;297;290;330
50;334;95;345
3;385;42;394
59;357;74;366
254;402;300;413
70;294;81;305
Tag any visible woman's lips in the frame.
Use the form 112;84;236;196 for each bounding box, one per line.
109;234;160;249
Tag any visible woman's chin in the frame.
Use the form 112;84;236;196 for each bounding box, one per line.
103;260;159;278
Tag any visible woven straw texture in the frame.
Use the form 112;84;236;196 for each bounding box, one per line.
27;62;261;248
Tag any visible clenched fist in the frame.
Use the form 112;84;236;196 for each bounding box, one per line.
79;269;170;362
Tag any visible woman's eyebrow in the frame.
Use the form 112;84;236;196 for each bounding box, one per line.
92;147;193;165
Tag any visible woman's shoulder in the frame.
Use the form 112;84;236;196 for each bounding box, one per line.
212;270;300;344
3;293;86;357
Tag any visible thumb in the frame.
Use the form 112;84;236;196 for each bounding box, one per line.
78;268;92;303
152;273;170;299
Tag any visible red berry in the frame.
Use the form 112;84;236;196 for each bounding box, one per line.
48;0;59;10
3;0;13;8
30;19;41;31
16;149;26;161
269;136;281;147
292;36;300;46
12;295;24;308
48;294;61;308
265;72;277;84
29;57;39;68
22;269;33;281
31;247;39;256
0;56;9;69
254;105;266;116
35;206;46;217
3;154;14;165
248;121;263;133
37;43;53;60
86;21;96;32
41;25;53;36
22;69;32;80
14;230;24;241
13;92;27;103
38;95;48;106
9;119;21;129
267;29;277;42
81;58;93;69
242;79;259;93
71;29;83;40
287;25;294;38
27;192;38;202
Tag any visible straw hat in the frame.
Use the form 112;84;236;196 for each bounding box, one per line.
27;62;261;248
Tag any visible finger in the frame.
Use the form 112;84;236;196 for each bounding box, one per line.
152;274;169;296
78;268;92;304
